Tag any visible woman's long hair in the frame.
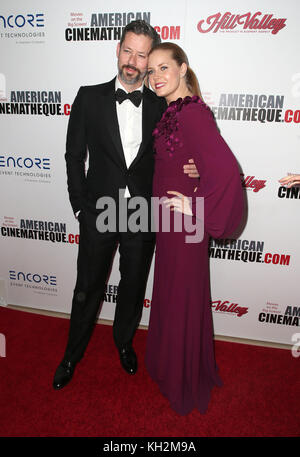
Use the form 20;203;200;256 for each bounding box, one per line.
148;42;202;98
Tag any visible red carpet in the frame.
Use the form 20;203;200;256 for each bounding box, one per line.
0;306;299;437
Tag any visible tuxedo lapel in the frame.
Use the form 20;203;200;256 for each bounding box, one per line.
99;80;159;171
129;87;157;170
101;78;127;169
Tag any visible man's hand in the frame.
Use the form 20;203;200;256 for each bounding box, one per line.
183;158;200;178
279;174;300;188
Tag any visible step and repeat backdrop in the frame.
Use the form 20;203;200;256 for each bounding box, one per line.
0;0;299;345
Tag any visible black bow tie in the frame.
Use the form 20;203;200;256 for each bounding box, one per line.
115;88;143;107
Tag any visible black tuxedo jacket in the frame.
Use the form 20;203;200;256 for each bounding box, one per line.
65;77;166;215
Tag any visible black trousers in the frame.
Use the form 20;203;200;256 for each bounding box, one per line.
64;209;155;365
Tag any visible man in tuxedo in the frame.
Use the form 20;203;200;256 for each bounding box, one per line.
53;20;198;390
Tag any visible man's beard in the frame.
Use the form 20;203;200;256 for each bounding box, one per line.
118;64;145;85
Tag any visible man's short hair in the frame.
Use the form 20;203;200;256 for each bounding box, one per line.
120;20;161;48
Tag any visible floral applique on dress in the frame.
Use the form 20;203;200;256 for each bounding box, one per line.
153;96;209;157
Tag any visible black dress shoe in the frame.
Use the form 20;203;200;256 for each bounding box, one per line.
119;347;137;375
53;359;76;390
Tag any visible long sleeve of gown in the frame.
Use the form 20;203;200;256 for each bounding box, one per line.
180;102;244;239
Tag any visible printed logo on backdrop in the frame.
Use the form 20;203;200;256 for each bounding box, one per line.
9;269;58;296
209;238;291;266
258;302;300;328
0;12;45;43
65;11;180;41
0;89;72;117
104;283;151;309
278;174;300;200
197;12;286;35
241;174;266;193
203;92;300;124
211;300;248;317
0;217;79;246
0;153;51;184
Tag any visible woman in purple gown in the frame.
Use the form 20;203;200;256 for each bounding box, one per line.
145;42;244;415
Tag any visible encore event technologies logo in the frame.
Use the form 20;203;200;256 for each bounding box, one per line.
0;12;45;42
0;152;51;183
197;11;287;35
9;269;58;296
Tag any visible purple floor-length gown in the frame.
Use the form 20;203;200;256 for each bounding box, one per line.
145;96;244;415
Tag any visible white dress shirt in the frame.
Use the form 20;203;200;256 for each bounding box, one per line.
75;78;143;218
115;77;143;197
